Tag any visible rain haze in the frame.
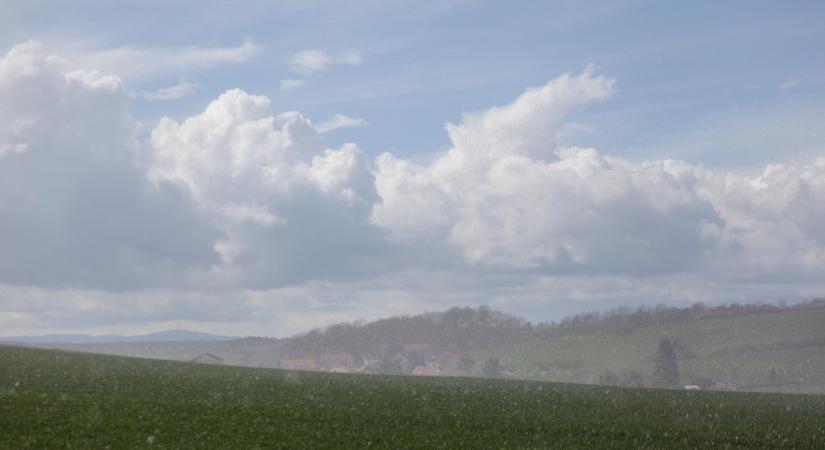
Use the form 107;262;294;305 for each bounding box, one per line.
2;1;825;447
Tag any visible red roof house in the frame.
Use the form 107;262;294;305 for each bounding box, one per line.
281;358;317;371
436;352;464;370
318;353;355;372
403;343;431;353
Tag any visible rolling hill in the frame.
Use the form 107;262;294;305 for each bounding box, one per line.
15;302;825;395
1;345;824;448
472;305;825;394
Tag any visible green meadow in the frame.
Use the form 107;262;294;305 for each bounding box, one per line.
2;345;825;449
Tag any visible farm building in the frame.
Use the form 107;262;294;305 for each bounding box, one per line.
436;351;464;370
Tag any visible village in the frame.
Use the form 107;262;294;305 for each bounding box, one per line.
280;343;469;377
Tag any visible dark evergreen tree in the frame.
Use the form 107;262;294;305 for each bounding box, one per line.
481;357;501;378
458;354;475;371
377;353;406;375
653;337;679;388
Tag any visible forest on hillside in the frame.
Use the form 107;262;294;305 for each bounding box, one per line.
281;299;825;359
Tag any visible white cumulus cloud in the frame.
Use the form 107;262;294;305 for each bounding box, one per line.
147;88;389;285
0;41;221;290
2;41;825;335
373;67;825;283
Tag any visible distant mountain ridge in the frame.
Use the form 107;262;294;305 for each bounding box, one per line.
0;329;238;344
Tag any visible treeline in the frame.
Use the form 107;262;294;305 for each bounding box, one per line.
535;298;825;337
281;306;532;357
281;299;825;357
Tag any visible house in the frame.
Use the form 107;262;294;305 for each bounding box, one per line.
412;365;441;376
318;353;355;372
403;343;436;365
361;354;383;372
403;343;431;353
191;353;223;364
436;351;464;370
281;358;317;371
683;385;701;391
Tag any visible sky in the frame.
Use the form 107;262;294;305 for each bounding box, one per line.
1;0;824;337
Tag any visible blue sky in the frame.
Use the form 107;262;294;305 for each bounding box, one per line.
1;1;825;336
5;0;824;164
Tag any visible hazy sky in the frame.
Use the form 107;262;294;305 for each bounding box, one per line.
1;0;824;337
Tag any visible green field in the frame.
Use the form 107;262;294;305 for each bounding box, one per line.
2;345;825;448
473;306;825;393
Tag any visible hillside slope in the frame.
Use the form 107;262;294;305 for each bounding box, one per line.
474;305;825;393
2;345;825;448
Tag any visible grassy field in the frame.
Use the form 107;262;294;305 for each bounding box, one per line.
2;345;825;448
473;306;825;393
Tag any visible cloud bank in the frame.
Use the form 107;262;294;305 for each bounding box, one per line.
0;41;222;290
147;88;388;288
1;41;824;334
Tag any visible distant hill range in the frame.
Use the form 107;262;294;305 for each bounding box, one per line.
0;329;237;344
